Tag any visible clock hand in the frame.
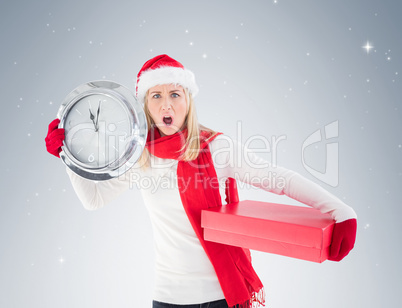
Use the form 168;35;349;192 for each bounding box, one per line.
89;109;97;131
95;100;101;132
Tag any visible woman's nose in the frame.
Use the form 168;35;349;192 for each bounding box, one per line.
161;97;171;110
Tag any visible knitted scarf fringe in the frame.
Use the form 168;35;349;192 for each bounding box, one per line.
229;287;266;308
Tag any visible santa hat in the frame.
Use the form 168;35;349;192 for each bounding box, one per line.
136;54;199;105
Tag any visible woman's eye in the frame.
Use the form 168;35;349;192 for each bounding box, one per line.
152;94;161;99
171;93;179;98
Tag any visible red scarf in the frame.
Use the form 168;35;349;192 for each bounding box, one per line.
146;127;265;308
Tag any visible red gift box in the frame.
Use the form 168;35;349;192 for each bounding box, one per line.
201;200;335;263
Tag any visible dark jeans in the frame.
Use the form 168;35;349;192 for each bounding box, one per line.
152;299;229;308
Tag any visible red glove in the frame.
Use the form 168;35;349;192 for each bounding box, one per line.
329;218;357;261
225;177;239;204
45;119;65;158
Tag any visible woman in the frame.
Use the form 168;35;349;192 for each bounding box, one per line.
45;54;357;308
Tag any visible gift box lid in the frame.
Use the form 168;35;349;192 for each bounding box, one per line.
201;200;335;249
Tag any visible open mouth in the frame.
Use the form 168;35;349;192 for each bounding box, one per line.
163;116;173;126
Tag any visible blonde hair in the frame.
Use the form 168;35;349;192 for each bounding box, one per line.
137;87;216;168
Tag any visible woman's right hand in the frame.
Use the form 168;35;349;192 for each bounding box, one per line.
45;119;65;158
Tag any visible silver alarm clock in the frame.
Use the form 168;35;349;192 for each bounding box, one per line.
57;80;147;180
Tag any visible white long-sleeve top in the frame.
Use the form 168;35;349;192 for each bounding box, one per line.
66;135;357;305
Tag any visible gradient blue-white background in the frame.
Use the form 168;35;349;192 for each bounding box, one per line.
1;1;401;307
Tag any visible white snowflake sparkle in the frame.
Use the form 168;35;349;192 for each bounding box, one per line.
362;41;374;54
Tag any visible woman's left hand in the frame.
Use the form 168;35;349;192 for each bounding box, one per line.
329;218;357;261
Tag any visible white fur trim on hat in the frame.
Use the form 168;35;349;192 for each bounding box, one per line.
136;66;199;104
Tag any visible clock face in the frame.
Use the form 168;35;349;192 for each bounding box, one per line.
57;81;147;180
63;94;131;168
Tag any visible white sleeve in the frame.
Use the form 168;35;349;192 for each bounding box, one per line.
210;135;357;223
66;167;133;211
